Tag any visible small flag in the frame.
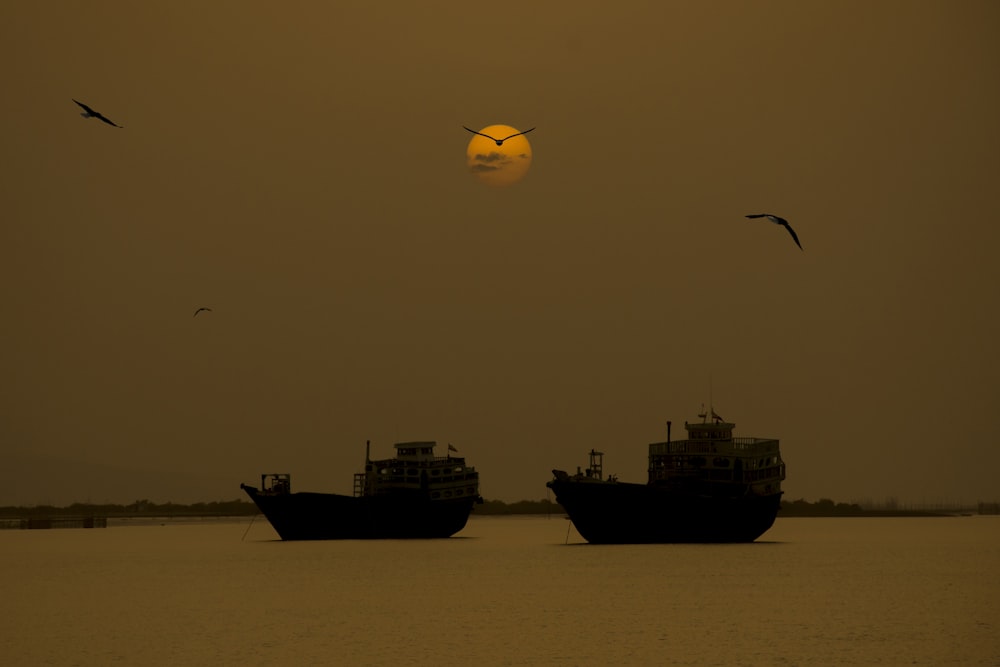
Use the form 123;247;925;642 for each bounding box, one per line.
448;444;458;453
711;409;724;422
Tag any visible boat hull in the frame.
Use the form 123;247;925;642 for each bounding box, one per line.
547;479;782;544
241;485;478;540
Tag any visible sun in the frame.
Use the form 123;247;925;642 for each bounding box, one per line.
465;124;533;187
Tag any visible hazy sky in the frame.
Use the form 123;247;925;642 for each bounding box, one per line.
2;1;998;506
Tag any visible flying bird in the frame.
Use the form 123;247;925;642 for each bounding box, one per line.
193;307;212;317
745;214;803;250
72;99;123;128
463;126;535;146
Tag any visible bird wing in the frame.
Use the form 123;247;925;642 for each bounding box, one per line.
94;113;122;128
746;213;788;224
501;127;535;141
72;99;96;114
780;222;803;250
463;126;498;141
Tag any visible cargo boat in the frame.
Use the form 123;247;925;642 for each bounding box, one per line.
547;411;785;543
241;441;481;540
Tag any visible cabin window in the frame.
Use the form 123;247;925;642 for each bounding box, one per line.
432;470;440;475
454;467;463;473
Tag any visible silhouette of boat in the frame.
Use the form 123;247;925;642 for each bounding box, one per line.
241;441;481;540
547;411;785;543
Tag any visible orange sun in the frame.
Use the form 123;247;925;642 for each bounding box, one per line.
464;124;533;187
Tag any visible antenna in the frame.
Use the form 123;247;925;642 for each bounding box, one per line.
709;374;713;420
707;374;723;423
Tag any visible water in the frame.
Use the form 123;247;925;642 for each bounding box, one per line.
3;516;997;666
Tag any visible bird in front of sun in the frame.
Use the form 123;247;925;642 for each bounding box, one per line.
463;125;534;146
464;124;534;187
745;214;803;250
72;99;123;128
193;307;212;317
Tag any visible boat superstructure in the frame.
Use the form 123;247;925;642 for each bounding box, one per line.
547;410;786;543
241;441;481;540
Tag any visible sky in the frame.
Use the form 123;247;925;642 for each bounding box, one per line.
1;1;998;506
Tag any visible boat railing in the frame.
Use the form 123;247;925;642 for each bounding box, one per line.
649;462;785;486
356;468;480;496
648;438;779;457
743;466;785;483
260;473;292;494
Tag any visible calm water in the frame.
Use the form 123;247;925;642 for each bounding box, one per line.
3;515;998;666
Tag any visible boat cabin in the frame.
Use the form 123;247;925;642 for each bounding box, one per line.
353;440;480;501
646;414;785;495
392;441;438;462
684;419;734;441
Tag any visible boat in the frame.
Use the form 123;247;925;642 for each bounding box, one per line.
241;440;482;540
546;410;786;543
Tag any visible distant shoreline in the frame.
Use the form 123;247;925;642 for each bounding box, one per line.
1;497;996;520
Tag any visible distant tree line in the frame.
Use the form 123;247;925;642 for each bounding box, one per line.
778;498;959;517
780;498;865;516
0;499;257;519
0;498;563;518
475;499;561;515
0;496;986;519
